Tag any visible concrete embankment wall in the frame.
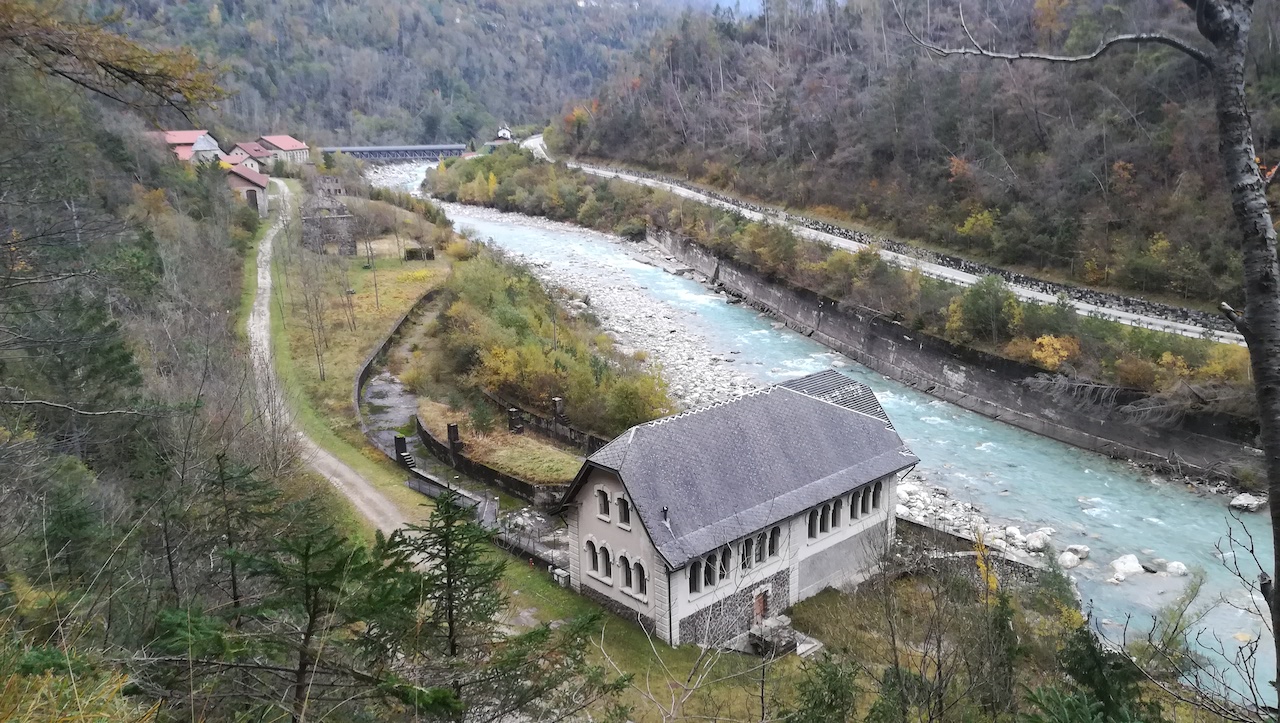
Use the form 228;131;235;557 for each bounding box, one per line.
648;230;1260;481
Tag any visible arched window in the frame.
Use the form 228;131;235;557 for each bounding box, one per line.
820;504;831;533
720;548;731;580
600;547;612;579
620;556;632;588
851;491;861;519
872;481;883;509
586;541;598;572
689;561;702;593
617;497;631;525
755;533;766;563
741;538;754;570
861;488;871;515
597;489;610;517
832;499;843;528
634;562;647;595
703;554;717;587
768;526;781;557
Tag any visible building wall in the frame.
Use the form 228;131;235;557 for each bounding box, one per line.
677;567;791;648
670;472;898;646
569;468;662;630
568;466;900;648
226;175;269;217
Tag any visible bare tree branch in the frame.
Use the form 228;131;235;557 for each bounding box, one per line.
893;0;1214;68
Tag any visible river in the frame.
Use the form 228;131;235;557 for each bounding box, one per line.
368;162;1274;700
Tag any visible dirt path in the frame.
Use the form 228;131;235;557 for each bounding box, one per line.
249;180;408;534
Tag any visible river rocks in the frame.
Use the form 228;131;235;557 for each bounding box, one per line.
1024;531;1051;552
1058;551;1081;569
1110;554;1146;577
1065;544;1091;560
1166;561;1190;577
1229;493;1266;512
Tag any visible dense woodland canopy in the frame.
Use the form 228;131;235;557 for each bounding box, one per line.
556;0;1280;304
88;0;687;144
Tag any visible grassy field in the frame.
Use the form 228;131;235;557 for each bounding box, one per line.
498;550;804;721
269;182;448;534
418;399;583;485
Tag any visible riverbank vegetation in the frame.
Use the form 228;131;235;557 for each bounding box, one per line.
413;243;674;436
551;1;1266;307
418;399;583;484
431;149;1253;415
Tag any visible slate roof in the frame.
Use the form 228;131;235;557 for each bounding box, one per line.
573;371;917;569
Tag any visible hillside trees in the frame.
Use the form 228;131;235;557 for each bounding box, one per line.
80;0;682;144
562;0;1280;305
901;0;1280;708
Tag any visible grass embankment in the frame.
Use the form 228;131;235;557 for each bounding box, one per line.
269;182;449;530
418;399;582;485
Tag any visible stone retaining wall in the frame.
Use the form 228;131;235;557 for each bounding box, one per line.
648;230;1261;482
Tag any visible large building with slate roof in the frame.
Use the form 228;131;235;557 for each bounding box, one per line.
558;370;918;649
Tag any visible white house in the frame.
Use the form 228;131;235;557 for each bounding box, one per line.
558;370;918;650
258;134;309;165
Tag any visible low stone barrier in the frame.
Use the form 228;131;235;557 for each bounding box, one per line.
413;415;564;508
478;388;611;454
648;229;1261;483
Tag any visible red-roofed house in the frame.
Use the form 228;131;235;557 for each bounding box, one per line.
258;135;310;165
229;141;273;165
152;130;223;164
226;164;270;218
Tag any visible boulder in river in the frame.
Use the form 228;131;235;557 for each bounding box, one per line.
1166;561;1190;577
1024;531;1051;552
1065;544;1091;560
1110;554;1146;577
1058;551;1081;570
1229;493;1266;512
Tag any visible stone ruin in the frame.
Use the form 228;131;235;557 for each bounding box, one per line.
300;194;355;255
316;175;345;196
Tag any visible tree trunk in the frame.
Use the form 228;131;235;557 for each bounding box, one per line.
1207;0;1280;686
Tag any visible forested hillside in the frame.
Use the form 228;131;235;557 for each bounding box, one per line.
0;3;625;719
555;0;1280;304
90;0;682;144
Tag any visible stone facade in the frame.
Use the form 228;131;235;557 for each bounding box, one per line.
301;195;355;255
678;568;791;647
579;582;657;636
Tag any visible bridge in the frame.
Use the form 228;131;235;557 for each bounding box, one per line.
320;144;466;162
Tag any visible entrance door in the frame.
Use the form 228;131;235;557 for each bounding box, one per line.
753;590;768;623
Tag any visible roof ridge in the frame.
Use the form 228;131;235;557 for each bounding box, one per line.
643;386;775;427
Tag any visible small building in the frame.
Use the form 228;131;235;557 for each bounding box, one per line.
301;194;355;255
226;164;270;218
558;370;918;650
483;127;515;154
223;156;261;173
315;175;345;196
153;129;221;164
258;135;310;165
230;141;274;167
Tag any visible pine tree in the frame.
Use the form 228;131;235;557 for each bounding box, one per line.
401;491;505;658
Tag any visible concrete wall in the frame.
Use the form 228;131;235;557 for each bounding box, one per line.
649;230;1261;481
